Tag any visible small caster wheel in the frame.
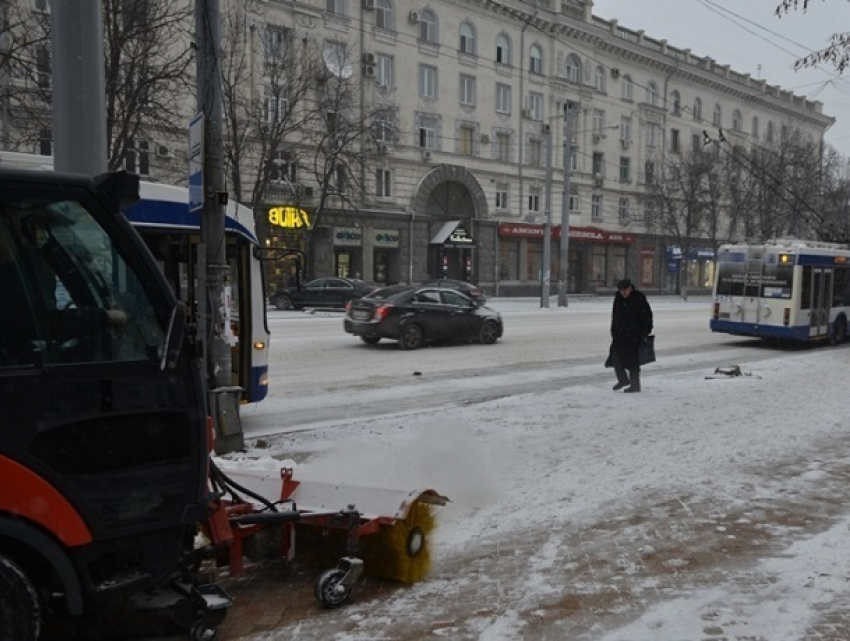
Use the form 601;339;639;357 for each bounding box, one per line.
314;568;351;608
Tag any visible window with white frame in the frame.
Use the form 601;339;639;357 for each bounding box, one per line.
621;75;633;100
670;128;680;153
376;168;392;197
418;115;438;148
619;157;630;182
495;182;509;209
459;22;475;54
326;0;346;16
593;109;605;135
323;41;346;75
529;139;542;166
618;198;630;223
766;121;774;143
644;199;655;226
459;126;474;155
671;90;681;115
692;133;701;150
419;64;437;98
333;163;347;193
529;44;543;75
125;140;150;177
569;186;579;211
269;151;296;184
36;45;50;89
375;0;393;29
419;10;437;43
496;132;510;161
594;66;605;92
752;116;760;139
528;187;540;213
374;110;393;142
264;85;288;123
460;75;476;106
496;83;511;113
713;104;722;126
693;97;702;120
646;81;658;106
591;194;603;220
645;161;654;184
592;152;604;176
528;92;543;120
263;26;288;66
376;54;393;89
732;109;742;131
620;116;632;144
646;122;658;147
565;54;580;83
496;33;511;65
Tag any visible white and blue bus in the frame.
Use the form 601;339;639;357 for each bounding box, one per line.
711;240;850;344
0;151;270;402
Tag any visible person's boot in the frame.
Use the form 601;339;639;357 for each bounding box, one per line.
613;380;630;390
624;370;641;393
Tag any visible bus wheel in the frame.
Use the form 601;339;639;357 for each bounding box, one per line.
831;317;847;345
0;555;41;641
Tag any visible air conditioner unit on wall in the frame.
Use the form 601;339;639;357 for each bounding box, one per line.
621;138;631;149
592;133;602;143
363;52;376;65
542;124;551;134
594;173;604;187
480;133;491;143
422;149;432;160
156;145;171;158
610;68;620;79
409;10;420;23
362;0;375;9
363;64;376;77
521;108;533;119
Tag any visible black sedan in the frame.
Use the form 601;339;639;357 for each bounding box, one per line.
344;285;503;349
419;278;486;304
270;277;376;310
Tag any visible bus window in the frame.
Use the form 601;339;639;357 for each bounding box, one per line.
801;266;812;309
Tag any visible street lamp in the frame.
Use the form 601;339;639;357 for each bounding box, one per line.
558;102;576;307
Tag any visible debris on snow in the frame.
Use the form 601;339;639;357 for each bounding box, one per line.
705;365;762;380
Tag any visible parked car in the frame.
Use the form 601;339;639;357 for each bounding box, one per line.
269;277;376;310
344;285;503;349
420;278;486;304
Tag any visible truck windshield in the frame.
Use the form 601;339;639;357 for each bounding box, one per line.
0;196;165;366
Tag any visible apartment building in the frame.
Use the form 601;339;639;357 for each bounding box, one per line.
2;0;834;295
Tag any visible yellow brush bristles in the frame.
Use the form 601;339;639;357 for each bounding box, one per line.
295;500;437;584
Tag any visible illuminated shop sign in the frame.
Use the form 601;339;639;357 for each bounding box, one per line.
268;206;313;230
335;227;362;246
448;226;473;245
374;230;400;248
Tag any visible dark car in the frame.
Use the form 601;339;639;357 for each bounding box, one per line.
420;278;486;304
344;285;503;349
270;277;376;310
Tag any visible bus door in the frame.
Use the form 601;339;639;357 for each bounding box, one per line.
810;268;833;337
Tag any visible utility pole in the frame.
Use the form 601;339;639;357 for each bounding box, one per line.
196;0;243;453
541;123;553;308
51;1;107;174
558;102;575;307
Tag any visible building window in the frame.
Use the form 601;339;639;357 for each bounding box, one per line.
38;128;52;156
36;45;50;89
264;86;288;123
620;116;632;144
528;92;543;120
646;81;658;106
766;121;775;143
460;75;476;106
496;132;510;161
752;116;760;139
418;115;438;148
529;139;542;166
671;90;681;115
376;55;393;89
496;83;511;113
326;0;346;16
645;161;654;185
419;10;437;43
621;75;633;100
592;109;605;135
670;128;680;153
692;133;701;150
496;33;511;65
528;187;540;213
376;168;392;197
529;44;543;75
592;152;604;176
263;26;288;66
693;97;702;120
619;157;630;182
646;123;658;148
495;182;509;209
459;22;475;54
459;126;474;156
375;0;393;29
374;110;393;143
125;140;150;177
713;104;722;126
419;64;437;98
269;151;296;184
732;109;742;131
569;186;579;211
618;198;630;223
644;199;655;226
591;195;603;220
594;66;605;92
565;54;580;83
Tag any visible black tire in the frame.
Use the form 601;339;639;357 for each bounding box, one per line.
0;555;41;641
360;336;381;345
399;324;424;350
314;568;351;609
831;317;847;345
479;321;500;345
274;295;293;311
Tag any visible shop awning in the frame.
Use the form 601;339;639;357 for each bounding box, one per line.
430;220;462;245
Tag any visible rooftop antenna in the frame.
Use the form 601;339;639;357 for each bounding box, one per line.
757;64;762;79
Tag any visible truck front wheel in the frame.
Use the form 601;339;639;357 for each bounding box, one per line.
0;555;41;641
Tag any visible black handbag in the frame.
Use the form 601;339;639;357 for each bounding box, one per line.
639;335;656;366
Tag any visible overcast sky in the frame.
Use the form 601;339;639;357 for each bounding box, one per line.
592;0;850;159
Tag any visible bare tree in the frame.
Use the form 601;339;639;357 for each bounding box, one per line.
776;0;850;72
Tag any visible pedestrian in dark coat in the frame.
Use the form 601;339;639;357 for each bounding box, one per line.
610;278;653;393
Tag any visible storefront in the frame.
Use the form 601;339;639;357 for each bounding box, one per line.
265;204;312;290
371;228;401;285
429;220;475;281
333;226;363;278
666;245;716;293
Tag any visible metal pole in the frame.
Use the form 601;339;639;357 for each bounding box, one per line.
541;122;553;307
196;0;243;453
558;102;574;307
52;1;107;174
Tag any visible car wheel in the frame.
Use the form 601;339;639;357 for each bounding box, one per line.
360;336;381;345
479;320;500;345
0;555;41;641
399;324;424;350
274;295;293;310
